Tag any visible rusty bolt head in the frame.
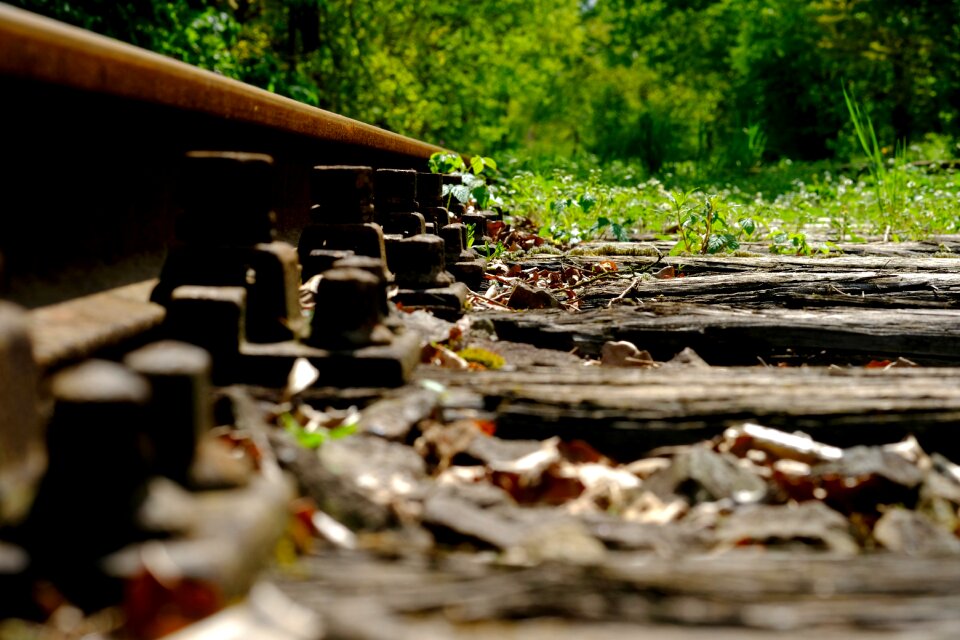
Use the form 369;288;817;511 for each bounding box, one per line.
165;285;246;359
442;174;463;186
298;222;388;269
332;255;389;282
385;235;454;289
375;169;418;213
46;359;152;493
461;212;488;236
124;341;213;485
302;248;355;281
28;360;152;607
310;166;375;224
440;223;466;259
449;260;485;291
427;207;451;228
379;211;426;237
307;267;390;349
416;172;444;208
179;151;276;246
52;359;151;405
333;255;391;316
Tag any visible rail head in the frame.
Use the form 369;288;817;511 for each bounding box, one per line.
0;3;451;163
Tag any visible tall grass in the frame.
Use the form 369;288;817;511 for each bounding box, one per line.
842;85;907;238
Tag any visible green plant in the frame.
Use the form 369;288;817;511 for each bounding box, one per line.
429;152;501;211
767;229;836;256
669;193;756;255
590;216;631;242
842;85;907;235
428;152;466;174
725;123;767;170
667;189;698;252
476;240;506;260
465;223;477;249
500;151;960;252
279;412;357;449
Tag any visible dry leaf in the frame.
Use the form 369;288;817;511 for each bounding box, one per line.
600;341;655;368
285;357;319;399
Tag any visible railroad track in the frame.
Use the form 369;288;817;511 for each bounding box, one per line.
0;4;468;633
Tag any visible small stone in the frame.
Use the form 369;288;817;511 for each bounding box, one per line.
715;502;859;554
665;346;710;367
601;340;655;367
507;282;560;310
508;520;606;566
647;446;768;504
874;508;960;555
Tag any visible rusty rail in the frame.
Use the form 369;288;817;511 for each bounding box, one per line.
0;3;452;308
0;4;445;161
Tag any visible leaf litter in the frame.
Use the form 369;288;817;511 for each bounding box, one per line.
261;371;960;561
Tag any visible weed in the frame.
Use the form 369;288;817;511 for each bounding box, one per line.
499;151;959;254
670;194;757;255
279;412;357;449
429;151;502;211
476;240;506;260
725;123;767;170
465;223;476;249
842;86;908;235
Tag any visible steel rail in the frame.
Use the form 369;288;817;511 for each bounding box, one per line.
0;4;456;313
0;4;460;367
0;3;447;161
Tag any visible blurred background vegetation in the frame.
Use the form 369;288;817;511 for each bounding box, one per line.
13;0;960;175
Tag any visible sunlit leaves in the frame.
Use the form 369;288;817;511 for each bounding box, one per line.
470;155;497;174
429;152;466;174
706;233;740;254
737;217;757;237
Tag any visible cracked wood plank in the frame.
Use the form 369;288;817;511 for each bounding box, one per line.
420;366;960;460
273;550;960;636
578;270;960;309
482;304;960;365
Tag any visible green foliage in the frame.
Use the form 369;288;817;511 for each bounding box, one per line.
768;230;815;256
843;86;907;234
501;150;960;252
669;194;757;255
429;151;502;210
429;153;466;175
279;412;357;449
475;240;506;260
14;0;960;168
470;156;498;175
724;124;768;170
16;0;960;264
465;223;476;250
